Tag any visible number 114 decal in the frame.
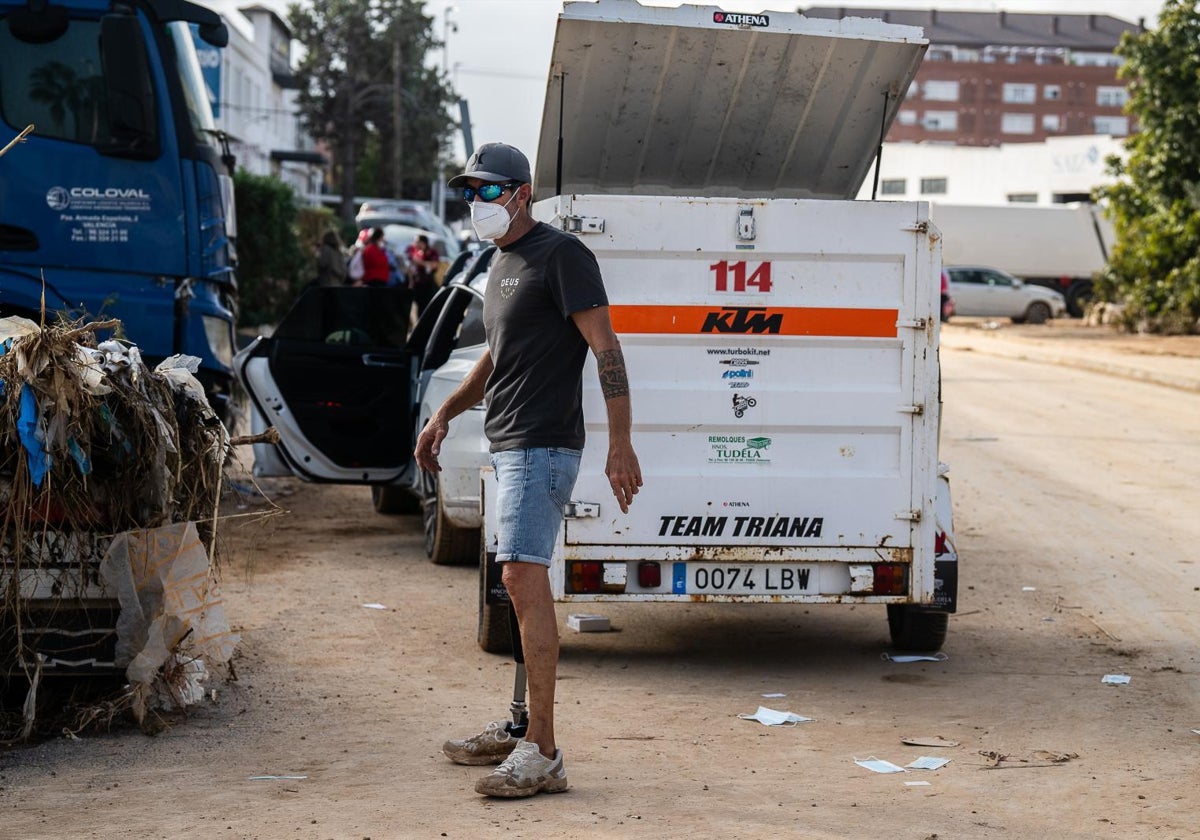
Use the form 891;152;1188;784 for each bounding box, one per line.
711;260;773;293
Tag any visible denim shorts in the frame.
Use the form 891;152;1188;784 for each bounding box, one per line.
491;447;582;567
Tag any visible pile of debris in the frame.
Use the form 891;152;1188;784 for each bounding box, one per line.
0;314;239;738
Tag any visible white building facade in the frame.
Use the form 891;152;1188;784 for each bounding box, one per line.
857;134;1126;206
193;1;324;195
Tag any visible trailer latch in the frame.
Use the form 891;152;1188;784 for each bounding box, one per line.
563;216;605;234
564;501;600;518
894;509;922;522
896;318;928;329
736;206;756;241
897;404;924;415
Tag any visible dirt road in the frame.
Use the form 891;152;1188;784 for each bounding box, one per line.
2;329;1199;839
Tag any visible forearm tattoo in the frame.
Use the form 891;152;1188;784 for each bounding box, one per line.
597;348;630;400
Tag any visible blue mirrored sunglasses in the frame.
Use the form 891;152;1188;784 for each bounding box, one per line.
462;182;519;202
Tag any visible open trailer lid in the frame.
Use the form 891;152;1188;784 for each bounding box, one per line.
533;0;927;200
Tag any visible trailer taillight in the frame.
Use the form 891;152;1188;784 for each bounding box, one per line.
872;563;908;596
568;562;602;593
637;561;661;588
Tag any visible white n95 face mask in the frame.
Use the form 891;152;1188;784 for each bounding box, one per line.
470;189;518;240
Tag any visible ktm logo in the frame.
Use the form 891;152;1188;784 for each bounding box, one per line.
701;307;782;334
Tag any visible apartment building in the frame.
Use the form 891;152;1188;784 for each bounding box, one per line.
801;7;1145;146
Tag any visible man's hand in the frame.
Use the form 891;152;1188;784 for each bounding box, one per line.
415;415;448;473
606;440;642;514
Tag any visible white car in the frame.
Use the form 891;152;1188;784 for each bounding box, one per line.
236;247;495;565
945;266;1067;324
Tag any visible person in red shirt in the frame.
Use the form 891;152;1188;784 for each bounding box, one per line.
360;227;391;287
404;234;440;315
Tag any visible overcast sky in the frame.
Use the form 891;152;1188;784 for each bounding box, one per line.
420;0;1164;173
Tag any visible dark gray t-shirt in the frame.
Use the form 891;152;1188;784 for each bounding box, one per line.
483;222;608;452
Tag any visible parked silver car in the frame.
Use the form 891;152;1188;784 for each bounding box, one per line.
945;266;1067;324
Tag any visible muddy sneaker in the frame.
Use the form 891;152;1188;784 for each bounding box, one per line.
442;720;519;766
474;740;569;798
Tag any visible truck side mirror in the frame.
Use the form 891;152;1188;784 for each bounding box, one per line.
7;1;69;44
99;13;160;159
197;21;227;48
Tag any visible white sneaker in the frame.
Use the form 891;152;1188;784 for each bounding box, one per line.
442;720;519;766
474;740;569;798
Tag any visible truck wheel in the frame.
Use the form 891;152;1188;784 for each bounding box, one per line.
887;605;949;652
422;472;481;565
371;486;420;515
1024;301;1052;325
478;550;513;654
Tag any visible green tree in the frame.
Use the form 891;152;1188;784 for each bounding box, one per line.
288;0;456;224
233;171;306;327
1095;0;1200;334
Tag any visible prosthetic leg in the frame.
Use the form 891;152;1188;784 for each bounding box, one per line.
506;602;529;737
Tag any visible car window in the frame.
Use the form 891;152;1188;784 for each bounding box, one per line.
273;287;410;348
456;293;486;348
421;288;479;372
951;269;982;285
985;270;1013;287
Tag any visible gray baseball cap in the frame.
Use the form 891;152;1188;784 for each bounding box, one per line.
448;142;531;188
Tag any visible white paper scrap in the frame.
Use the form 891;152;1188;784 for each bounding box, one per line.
362;603;387;610
761;693;787;698
905;781;932;786
882;652;949;663
1191;730;1200;736
855;757;907;774
1022;586;1037;591
737;706;814;726
907;756;951;770
248;775;308;781
1101;674;1131;685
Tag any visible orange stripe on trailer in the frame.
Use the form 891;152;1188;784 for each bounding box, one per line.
608;305;899;338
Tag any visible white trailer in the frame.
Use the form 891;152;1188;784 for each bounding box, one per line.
479;0;957;653
930;202;1114;316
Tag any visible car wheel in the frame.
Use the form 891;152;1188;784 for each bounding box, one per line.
371;485;420;515
887;605;949;652
421;471;481;565
1025;301;1052;325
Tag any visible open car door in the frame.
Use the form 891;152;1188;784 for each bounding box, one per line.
236;286;415;483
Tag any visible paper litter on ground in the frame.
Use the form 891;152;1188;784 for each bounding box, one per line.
1022;586;1037;591
855;757;907;774
737;706;814;726
248;775;308;781
882;652;949;663
905;781;932;786
1101;674;1131;685
567;613;611;632
761;692;786;698
361;603;386;610
907;756;952;770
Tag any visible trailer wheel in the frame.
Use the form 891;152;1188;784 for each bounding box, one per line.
887;605;949;652
478;550;513;654
422;472;481;565
371;486;420;515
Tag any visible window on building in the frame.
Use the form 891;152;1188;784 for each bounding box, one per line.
880;179;906;195
1072;52;1122;68
897;110;917;125
922;111;958;131
1096;86;1128;107
1043;84;1061;100
1007;193;1038;203
1042;114;1062;132
1002;83;1037;104
1093;115;1129;136
1001;113;1035;134
920;178;948;195
923;80;959;102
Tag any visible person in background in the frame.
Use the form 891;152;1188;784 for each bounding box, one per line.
315;231;347;287
405;234;441;316
360;227;390;287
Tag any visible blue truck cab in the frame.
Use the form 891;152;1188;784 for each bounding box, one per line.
0;0;236;417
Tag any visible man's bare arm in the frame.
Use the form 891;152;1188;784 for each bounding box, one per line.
414;350;493;473
571;307;642;513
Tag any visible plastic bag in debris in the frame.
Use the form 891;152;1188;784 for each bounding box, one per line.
99;522;240;692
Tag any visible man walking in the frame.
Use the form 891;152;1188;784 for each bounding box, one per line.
414;142;642;798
